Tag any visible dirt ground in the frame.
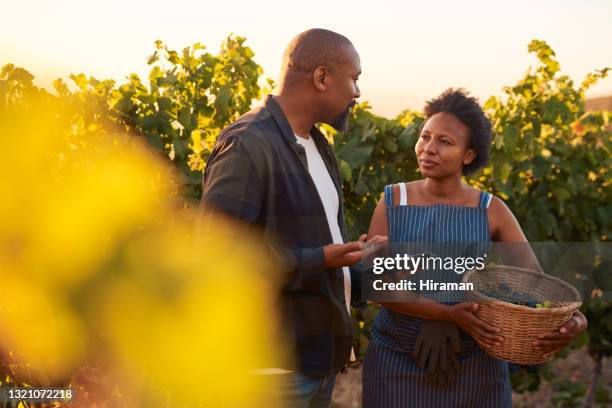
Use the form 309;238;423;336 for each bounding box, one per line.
331;348;611;408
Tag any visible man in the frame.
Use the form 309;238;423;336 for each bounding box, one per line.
200;29;386;407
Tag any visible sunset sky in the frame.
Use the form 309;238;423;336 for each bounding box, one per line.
2;0;611;117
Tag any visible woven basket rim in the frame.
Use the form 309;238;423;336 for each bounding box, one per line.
462;264;582;313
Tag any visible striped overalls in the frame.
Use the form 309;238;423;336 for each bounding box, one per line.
362;183;512;407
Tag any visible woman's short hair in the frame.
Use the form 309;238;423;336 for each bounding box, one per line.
423;88;492;175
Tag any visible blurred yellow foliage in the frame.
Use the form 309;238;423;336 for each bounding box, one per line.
0;92;285;406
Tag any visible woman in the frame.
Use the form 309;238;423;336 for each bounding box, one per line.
362;89;587;407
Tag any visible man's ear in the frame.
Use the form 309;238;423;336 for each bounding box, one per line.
313;66;327;91
463;149;476;165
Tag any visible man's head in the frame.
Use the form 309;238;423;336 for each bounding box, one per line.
279;29;361;131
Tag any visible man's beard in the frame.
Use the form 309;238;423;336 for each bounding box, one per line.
330;100;356;132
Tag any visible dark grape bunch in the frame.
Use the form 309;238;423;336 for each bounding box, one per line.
479;283;552;308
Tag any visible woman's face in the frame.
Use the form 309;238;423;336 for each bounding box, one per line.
415;112;476;178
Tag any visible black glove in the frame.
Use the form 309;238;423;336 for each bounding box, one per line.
413;320;461;387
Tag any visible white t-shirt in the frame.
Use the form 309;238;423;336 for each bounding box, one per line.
295;134;355;361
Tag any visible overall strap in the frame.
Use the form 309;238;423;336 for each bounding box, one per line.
384;184;394;207
398;183;408;205
479;191;493;208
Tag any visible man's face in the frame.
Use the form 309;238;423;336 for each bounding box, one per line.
324;47;361;131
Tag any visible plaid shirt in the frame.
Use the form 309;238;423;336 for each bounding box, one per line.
201;95;356;375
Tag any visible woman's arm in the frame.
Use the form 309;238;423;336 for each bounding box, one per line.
488;195;587;356
488;196;528;242
488;196;543;272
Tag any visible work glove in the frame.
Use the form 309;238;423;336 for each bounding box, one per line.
413;320;461;387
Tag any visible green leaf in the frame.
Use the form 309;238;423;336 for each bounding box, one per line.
178;106;191;128
532;157;549;178
213;85;231;119
542;98;569;123
336;138;373;168
157;72;177;86
498;162;512;183
502;126;519;152
113;97;134;114
494;133;504;150
355;178;368;195
528;39;556;63
545;59;560;75
52;78;69;96
146;134;164;151
8;67;35;84
158;96;172;112
147;51;159;65
173;137;188;160
69;73;88;91
339;160;352;182
398;124;417;148
384;138;398;153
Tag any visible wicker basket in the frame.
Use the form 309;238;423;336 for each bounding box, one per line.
462;265;582;365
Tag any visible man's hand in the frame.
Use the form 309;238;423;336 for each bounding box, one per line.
323;234;387;268
533;310;587;359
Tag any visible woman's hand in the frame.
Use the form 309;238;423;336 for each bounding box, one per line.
447;303;503;349
533;310;587;358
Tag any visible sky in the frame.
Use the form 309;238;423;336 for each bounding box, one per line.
2;0;611;117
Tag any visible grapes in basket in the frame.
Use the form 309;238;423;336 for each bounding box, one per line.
479;283;553;309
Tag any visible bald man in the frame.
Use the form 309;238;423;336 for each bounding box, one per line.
201;29;386;407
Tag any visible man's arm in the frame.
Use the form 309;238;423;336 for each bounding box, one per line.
200;132;366;291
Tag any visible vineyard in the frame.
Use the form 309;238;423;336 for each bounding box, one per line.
0;36;610;406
